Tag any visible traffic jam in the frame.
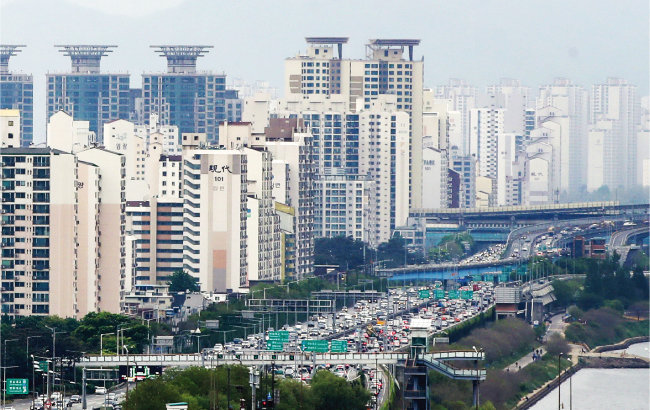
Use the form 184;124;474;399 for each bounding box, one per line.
205;281;495;403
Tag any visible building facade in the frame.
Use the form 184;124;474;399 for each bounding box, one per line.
0;45;33;146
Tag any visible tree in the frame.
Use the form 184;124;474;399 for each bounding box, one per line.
122;378;181;410
277;379;315;410
168;270;200;292
545;333;570;356
314;236;365;269
309;370;371;410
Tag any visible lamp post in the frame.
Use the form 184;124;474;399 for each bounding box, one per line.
3;338;18;409
558;353;564;410
124;345;130;399
100;333;113;357
44;326;66;401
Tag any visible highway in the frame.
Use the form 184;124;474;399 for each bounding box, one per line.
609;226;648;248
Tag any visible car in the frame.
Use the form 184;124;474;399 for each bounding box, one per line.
95;387;107;394
70;395;81;403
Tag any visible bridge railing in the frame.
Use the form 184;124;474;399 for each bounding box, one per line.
419;357;486;380
427;351;485;361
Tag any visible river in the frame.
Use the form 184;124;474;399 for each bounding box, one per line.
531;343;650;410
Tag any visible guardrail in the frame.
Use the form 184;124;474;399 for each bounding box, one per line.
78;351;411;368
419;357;486;380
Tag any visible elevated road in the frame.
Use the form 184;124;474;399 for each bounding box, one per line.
609;226;648;248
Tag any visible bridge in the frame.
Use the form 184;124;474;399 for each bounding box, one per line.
399;202;648;250
76;350;486;378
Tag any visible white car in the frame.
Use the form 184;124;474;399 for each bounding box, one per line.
95;387;107;394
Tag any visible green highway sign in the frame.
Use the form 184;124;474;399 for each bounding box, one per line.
460;290;473;300
301;340;328;353
6;378;28;395
434;289;445;299
418;289;430;299
268;331;289;341
472;274;482;282
330;340;348;353
266;340;285;351
448;290;460;299
38;361;48;373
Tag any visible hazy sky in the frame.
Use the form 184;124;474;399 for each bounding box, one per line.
1;0;648;141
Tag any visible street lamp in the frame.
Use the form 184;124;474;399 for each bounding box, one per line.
124;345;130;399
3;338;18;409
558;353;564;410
100;333;114;357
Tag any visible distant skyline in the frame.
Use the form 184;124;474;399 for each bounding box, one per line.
1;0;648;142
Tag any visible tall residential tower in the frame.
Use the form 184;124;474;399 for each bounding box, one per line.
0;45;33;146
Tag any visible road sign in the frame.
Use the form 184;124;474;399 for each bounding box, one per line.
205;320;220;329
266;340;285;351
418;289;430;299
331;340;348;353
38;361;48;372
472;274;482;282
448;290;460;299
460;290;473;300
301;340;328;353
6;378;28;395
268;331;289;342
434;289;445;299
498;273;509;282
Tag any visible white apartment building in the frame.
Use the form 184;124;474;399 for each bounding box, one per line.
0;109;20;148
46;110;96;153
182;146;248;292
422;91;453;208
243;146;281;283
590;78;639;188
75;148;126;314
637;97;650;187
537;78;589;192
435;79;479;156
422;145;445;209
284;37;424;209
358;99;410;244
486;78;531;136
1;148;78;318
265;120;315;280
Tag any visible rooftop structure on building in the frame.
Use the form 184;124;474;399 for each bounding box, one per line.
54;44;117;73
366;39;421;61
304;37;349;59
151;45;213;74
0;44;26;74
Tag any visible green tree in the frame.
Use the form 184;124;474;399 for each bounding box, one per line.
168;269;200;292
309;370;371;410
122;378;181;410
545;333;570;356
276;379;315;410
314;236;365;269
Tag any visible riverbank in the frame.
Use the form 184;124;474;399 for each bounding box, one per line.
592;335;649;353
515;338;650;409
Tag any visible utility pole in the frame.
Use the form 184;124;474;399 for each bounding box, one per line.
82;367;87;410
124;345;130;398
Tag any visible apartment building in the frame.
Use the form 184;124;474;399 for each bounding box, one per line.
0;45;33;146
1;148;78;317
284;38;424;209
143;46;234;145
46;45;130;142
